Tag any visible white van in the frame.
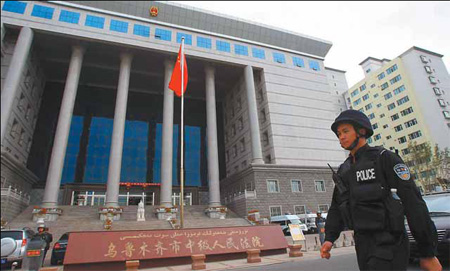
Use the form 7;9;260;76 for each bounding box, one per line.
297;213;328;233
270;215;308;236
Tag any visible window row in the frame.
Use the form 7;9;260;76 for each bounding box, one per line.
269;204;329;217
3;1;322;71
266;179;326;193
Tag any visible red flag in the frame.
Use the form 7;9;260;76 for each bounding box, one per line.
168;44;188;97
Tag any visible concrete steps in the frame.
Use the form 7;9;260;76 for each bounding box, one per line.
6;205;250;242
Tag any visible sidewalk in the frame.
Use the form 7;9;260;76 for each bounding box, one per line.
38;232;355;271
139;246;356;271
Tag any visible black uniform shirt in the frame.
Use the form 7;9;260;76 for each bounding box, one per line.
325;144;438;258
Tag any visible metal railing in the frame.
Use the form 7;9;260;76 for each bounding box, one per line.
1;186;31;205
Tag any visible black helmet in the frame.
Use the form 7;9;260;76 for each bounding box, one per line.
331;109;373;138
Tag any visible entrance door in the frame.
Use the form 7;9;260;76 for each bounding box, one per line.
172;192;192;206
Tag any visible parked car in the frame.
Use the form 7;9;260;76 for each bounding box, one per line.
270;215;308;236
297;213;328;233
1;228;36;268
50;232;70;265
406;192;450;263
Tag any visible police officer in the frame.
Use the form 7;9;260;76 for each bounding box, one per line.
37;224;53;266
320;109;442;271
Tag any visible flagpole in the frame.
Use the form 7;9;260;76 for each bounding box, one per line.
180;37;185;229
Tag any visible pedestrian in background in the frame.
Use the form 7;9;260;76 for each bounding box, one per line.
315;212;326;245
321;109;442;271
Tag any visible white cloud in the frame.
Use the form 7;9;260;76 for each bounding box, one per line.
170;1;450;88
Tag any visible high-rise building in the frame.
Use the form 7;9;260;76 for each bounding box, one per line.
1;1;347;221
346;46;450;189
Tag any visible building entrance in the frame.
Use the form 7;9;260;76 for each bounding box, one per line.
71;191;155;206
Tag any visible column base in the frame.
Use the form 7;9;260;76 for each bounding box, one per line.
205;206;227;219
32;207;63;222
155;206;178;220
98;207;123;221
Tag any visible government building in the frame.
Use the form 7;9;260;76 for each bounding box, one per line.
1;1;348;222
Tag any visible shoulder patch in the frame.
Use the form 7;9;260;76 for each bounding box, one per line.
393;164;410;180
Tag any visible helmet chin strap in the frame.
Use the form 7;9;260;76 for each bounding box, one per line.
345;136;360;151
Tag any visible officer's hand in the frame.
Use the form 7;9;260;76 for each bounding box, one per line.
420;257;442;271
320;241;333;259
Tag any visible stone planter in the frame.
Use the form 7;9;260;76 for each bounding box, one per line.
98;207;123;221
32;207;63;222
205;206;227;219
155;207;178;220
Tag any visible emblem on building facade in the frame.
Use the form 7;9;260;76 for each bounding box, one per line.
150;6;158;17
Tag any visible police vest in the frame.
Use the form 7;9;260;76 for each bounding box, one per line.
341;147;405;232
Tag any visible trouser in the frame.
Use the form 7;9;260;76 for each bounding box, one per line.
318;222;326;245
354;230;409;271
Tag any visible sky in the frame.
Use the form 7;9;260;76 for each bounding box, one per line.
170;1;450;88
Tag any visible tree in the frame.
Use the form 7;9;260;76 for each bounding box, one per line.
432;145;450;191
404;141;450;193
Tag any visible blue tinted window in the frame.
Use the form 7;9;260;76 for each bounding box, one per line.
397;96;409;106
31;4;54;19
378;72;385;80
85;15;105;29
110;19;128;33
61;116;84;184
353;98;362;106
84;117;113;183
153;124;179;184
155;28;171;41
351;89;359;97
360;84;366;91
235;44;248;56
59;10;80;24
2;1;27;14
393;85;405;95
390;75;402;85
386;64;398;75
121;120;148;182
309;60;321;71
197;37;211;49
177;32;192;45
252;48;265;59
185;126;201;186
384;93;393;100
153;124;163;183
216;40;231;52
362;94;370;101
273;52;286;63
293;57;304;67
133;24;150;37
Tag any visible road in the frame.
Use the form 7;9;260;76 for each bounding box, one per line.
240;252;429;271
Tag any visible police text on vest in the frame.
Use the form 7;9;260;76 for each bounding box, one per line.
356;169;376;182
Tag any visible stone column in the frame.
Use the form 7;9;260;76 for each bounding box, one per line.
160;60;175;208
1;27;33;144
1;23;6;56
244;65;264;164
41;45;84;209
105;52;133;208
205;66;221;207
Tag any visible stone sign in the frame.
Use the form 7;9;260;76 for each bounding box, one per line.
64;225;287;269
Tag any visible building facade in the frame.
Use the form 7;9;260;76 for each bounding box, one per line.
1;1;347;221
346;47;450;190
